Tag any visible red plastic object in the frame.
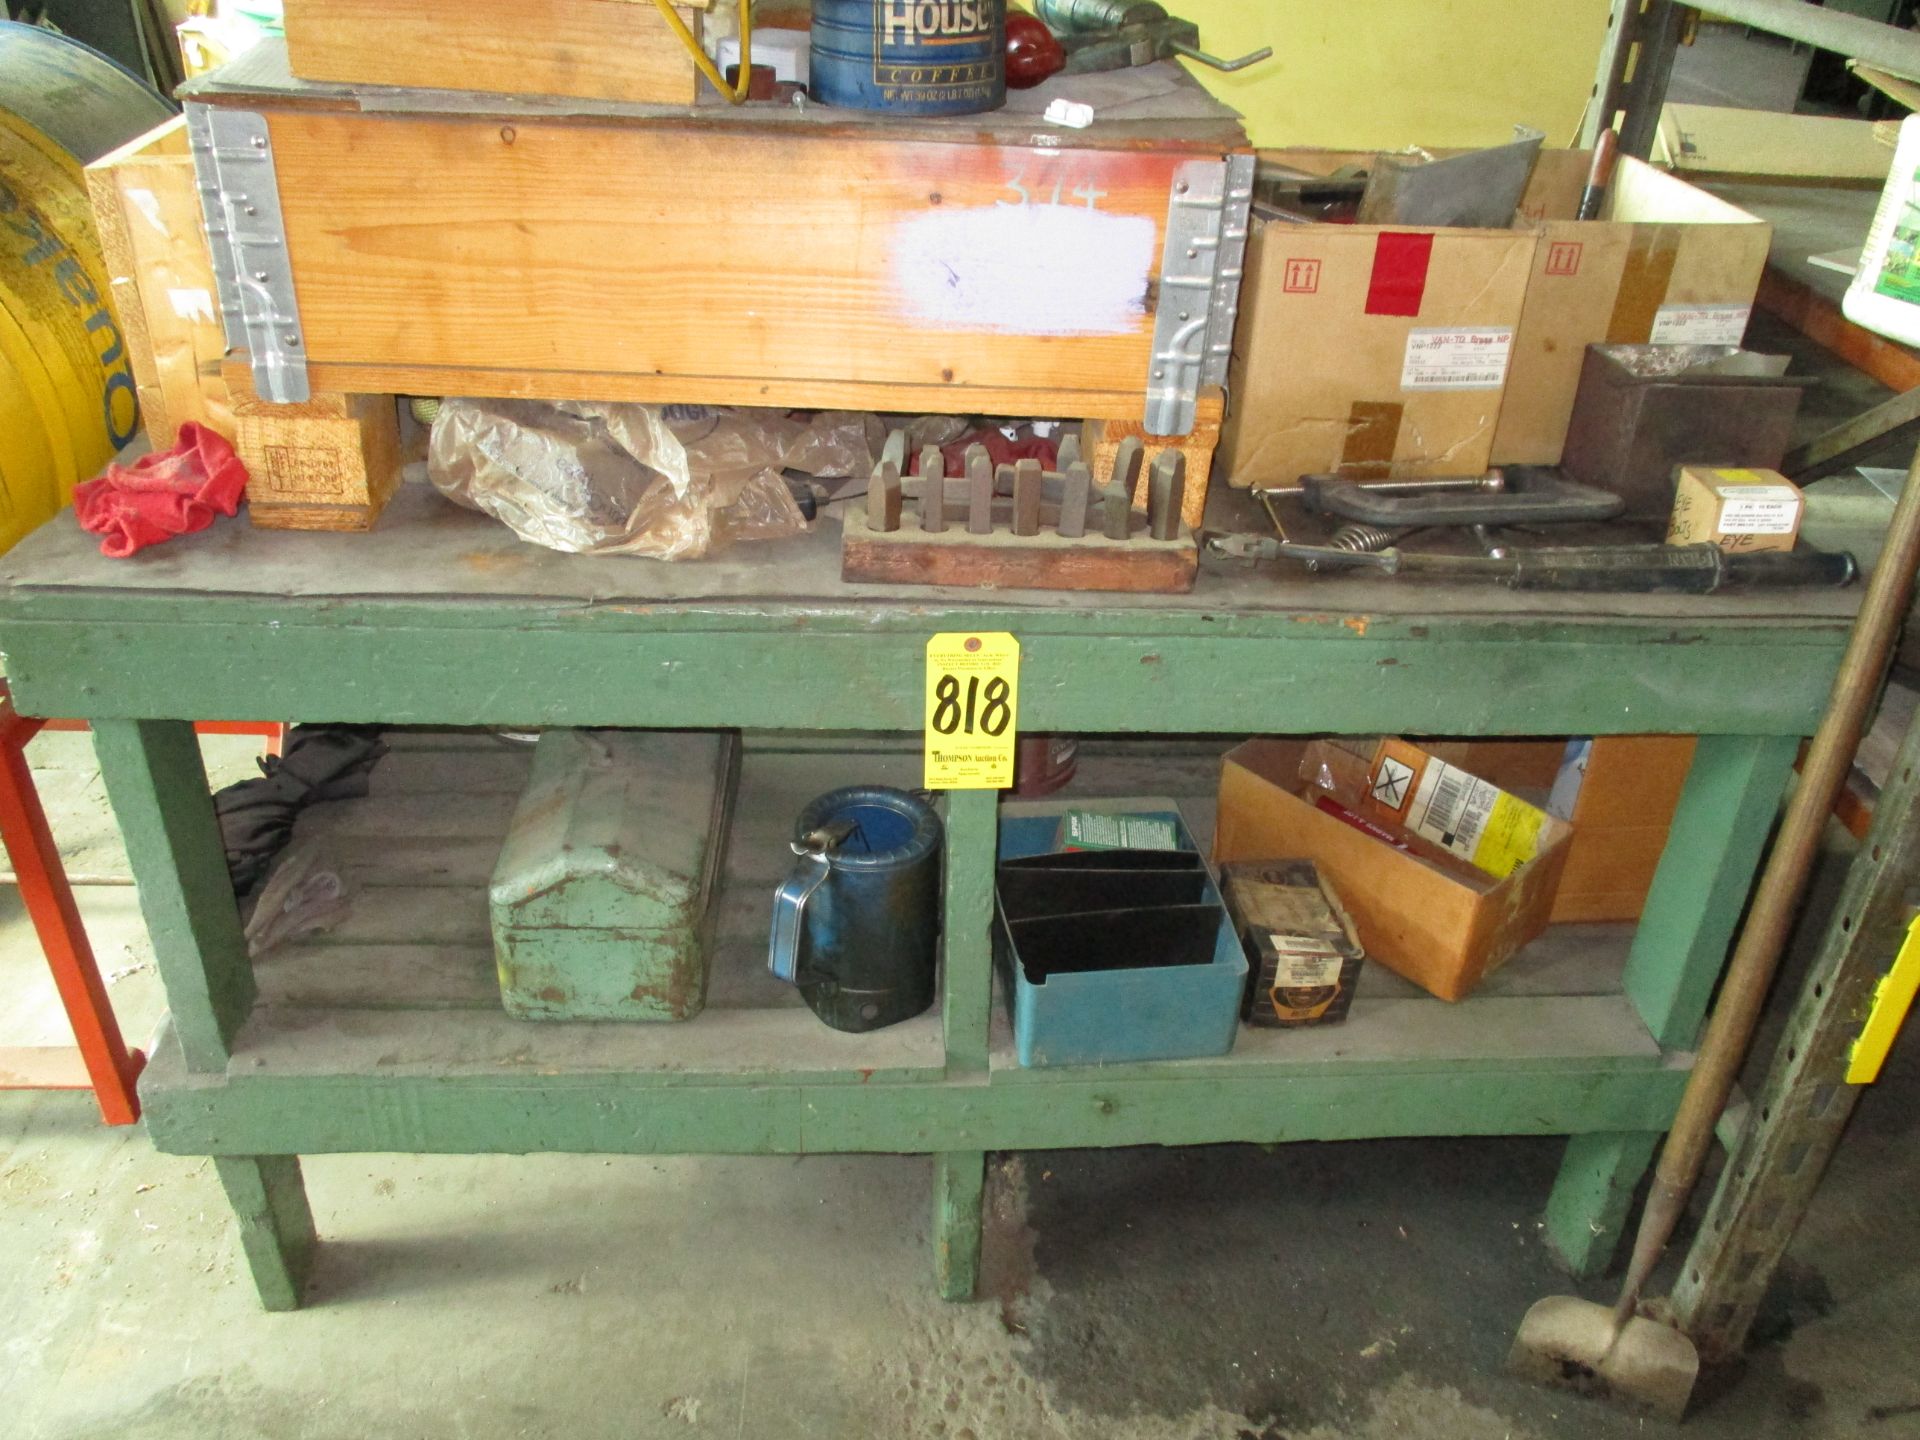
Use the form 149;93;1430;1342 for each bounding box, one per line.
1005;11;1065;88
1313;795;1411;850
0;680;286;1124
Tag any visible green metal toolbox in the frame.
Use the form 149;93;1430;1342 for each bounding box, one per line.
490;728;740;1021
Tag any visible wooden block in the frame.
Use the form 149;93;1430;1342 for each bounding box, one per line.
967;450;994;535
842;511;1196;594
866;461;902;534
283;0;706;106
232;387;402;531
1084;386;1224;531
84;117;234;449
1058;462;1091;539
918;447;946;533
1148;452;1185;541
1012;459;1043;537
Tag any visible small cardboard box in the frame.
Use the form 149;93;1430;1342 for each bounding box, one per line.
1215;740;1573;1002
1666;466;1804;553
1221;214;1535;487
1218;859;1365;1028
1547;735;1696;922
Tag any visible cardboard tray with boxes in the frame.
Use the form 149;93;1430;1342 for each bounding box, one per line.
1219;149;1771;488
1214;733;1695;1004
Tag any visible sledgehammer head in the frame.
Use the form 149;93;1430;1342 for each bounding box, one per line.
1508;1295;1700;1421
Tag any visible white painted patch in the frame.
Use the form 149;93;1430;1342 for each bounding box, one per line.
124;187;170;238
168;287;216;324
892;204;1155;337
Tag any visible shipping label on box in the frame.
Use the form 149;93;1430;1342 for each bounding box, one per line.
1221;219;1536;486
1400;328;1514;390
1666;465;1803;553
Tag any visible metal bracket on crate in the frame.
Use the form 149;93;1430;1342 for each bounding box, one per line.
185;102;309;404
1143;152;1253;436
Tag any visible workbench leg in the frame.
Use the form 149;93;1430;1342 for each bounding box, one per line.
1544;1130;1660;1278
1622;733;1800;1051
214;1155;316;1312
941;788;998;1076
1542;735;1796;1275
90;719;253;1071
933;1149;986;1302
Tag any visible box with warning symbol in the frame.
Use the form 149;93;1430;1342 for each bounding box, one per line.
1213;739;1572;1002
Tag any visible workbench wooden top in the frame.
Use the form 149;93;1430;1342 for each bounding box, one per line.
0;481;1862;627
0;482;1858;737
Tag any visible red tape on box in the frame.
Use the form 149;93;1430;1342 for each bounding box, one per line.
1365;232;1434;317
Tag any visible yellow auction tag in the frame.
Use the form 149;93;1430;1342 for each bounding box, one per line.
924;632;1020;789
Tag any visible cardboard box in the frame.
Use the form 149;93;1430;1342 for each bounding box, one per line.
1215;740;1572;1002
1666;466;1804;553
1221;216;1534;487
1548;735;1697;922
1426;735;1697;923
1219;149;1769;486
1218;859;1365;1028
1493;152;1772;465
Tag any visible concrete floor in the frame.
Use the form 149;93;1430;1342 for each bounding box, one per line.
2;731;1918;1439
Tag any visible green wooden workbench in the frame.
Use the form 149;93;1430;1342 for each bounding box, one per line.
0;484;1857;1309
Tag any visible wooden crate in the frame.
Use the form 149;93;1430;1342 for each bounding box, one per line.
84;117;233;451
283;0;710;106
186;42;1249;432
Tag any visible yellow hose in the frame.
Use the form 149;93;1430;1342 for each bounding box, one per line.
652;0;753;104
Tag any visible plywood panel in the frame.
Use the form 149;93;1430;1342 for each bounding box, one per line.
261;108;1191;398
85;117;234;448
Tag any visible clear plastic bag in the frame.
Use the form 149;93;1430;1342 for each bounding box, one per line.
428;398;808;560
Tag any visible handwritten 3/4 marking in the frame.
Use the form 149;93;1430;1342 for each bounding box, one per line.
997;169;1109;210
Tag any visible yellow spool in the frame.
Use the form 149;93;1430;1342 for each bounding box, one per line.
0;23;169;553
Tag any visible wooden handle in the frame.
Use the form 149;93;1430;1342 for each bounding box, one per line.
1616;440;1920;1313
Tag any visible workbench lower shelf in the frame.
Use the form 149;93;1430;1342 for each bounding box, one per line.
137;729;1692;1312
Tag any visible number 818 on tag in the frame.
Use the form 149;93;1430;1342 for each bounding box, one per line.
923;633;1020;790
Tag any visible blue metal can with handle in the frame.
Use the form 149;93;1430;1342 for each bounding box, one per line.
810;0;1006;115
769;786;943;1032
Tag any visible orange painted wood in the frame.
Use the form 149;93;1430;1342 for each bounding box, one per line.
1756;267;1920;393
254;107;1201;405
0;686;143;1125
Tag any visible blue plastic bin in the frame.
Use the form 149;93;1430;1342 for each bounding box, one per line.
995;800;1246;1068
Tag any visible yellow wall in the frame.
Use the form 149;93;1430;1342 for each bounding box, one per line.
1175;0;1615;152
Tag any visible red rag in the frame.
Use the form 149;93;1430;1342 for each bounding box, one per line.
72;423;249;558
